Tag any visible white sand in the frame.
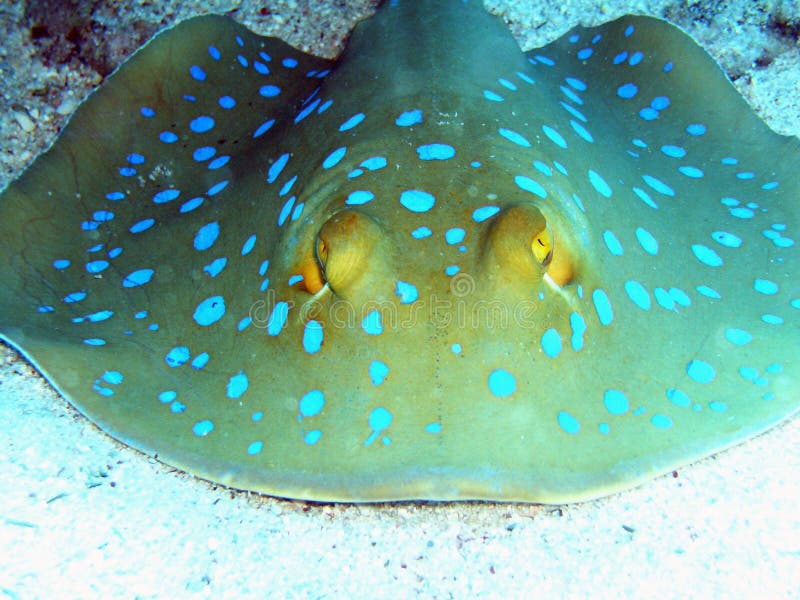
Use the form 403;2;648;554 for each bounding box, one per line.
1;1;799;597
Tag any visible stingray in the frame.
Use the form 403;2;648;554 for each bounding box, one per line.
0;0;797;503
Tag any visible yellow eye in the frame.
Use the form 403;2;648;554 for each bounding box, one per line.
532;227;554;266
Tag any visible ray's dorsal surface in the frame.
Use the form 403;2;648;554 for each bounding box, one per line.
0;0;797;503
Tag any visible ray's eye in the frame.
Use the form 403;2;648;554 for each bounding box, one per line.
532;227;554;266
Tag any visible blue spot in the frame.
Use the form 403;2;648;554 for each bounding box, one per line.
569;312;586;351
361;156;387;171
119;166;136;177
604;390;629;415
661;145;686;158
242;233;256;256
498;128;531;147
396;109;422;126
624;24;635;36
483;90;504;102
259;85;281;97
762;314;783;325
193;146;216;162
208;156;230;170
122;269;154;288
194;222;220;251
451;344;462;355
192;420;214;437
711;231;742;248
191;353;210;370
639;108;659;121
444;228;466;245
85;311;113;324
488;369;516;398
692;244;723;267
709;401;728;413
651;415;673;429
140;107;155;117
267;301;289;336
541;329;562;358
218;95;236;109
247;441;263;455
696;285;721;299
515;175;547;198
725;328;752;345
542;125;567;149
686;123;706;136
754;279;778;295
365;407;393;446
687;360;715;384
299;390;324;418
767;363;784;374
472;206;500;223
417;144;456;161
189;65;206;81
444;265;460;276
346;190;374;205
425;423;442;434
369;361;389;386
282;57;298;68
86;260;109;274
190;116;215;133
153;189;180;204
588;170;612;197
395;281;418;304
203;257;227;278
180;197;204;213
635;227;658;255
238;317;252;331
642;174;675;196
193;296;225;326
105;191;125;201
577;47;593;59
165;346;190;368
557;411;580;434
206;180;228;196
624;280;651;310
278;197;295;226
253;119;275;138
101;371;123;385
679;166;704;178
83;338;106;346
617;83;638;98
322;147;347;169
159;131;178;143
159;390;177;404
339;113;365;132
304;431;322;445
362;310;383;335
602;230;623;256
592;289;614;326
53;259;70;269
570;120;594;143
667;388;691;408
411;227;432;239
303;320;323;354
227;370;249;399
399;189;435;213
651;96;670;110
629;51;644;65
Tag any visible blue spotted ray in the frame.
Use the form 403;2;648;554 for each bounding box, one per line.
0;0;798;503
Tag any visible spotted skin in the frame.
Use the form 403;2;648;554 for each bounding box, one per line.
0;1;798;503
